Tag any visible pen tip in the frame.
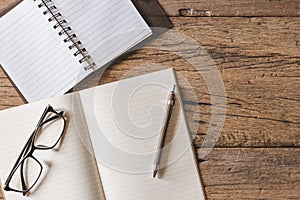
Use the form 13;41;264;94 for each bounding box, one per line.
172;84;176;91
153;170;158;178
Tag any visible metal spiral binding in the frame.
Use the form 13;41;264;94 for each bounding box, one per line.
34;0;96;70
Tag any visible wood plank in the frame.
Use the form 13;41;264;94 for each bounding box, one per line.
158;0;300;17
0;178;3;199
0;68;25;108
199;148;300;199
0;0;20;17
205;184;300;200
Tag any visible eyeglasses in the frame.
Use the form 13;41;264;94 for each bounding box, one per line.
3;105;66;196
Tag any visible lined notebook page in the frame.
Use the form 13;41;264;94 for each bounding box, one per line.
0;93;106;200
53;0;152;69
0;0;151;102
80;69;205;200
0;0;83;102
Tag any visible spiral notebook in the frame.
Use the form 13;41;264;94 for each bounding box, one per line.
0;69;205;200
0;0;152;102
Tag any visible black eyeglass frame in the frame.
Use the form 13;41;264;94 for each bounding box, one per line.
3;105;66;196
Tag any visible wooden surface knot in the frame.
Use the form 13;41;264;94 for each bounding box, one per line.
179;8;212;17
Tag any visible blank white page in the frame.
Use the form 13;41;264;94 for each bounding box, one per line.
52;0;152;68
0;0;83;102
0;93;106;200
80;69;206;200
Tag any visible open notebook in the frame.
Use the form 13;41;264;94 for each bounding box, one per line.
0;69;205;200
0;0;151;102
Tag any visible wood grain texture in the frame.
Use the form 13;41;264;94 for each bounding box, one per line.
0;0;299;199
0;0;20;17
171;17;300;148
86;17;300;148
159;0;300;17
200;148;300;199
0;178;3;199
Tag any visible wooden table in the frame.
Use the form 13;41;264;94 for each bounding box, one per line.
0;0;299;199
